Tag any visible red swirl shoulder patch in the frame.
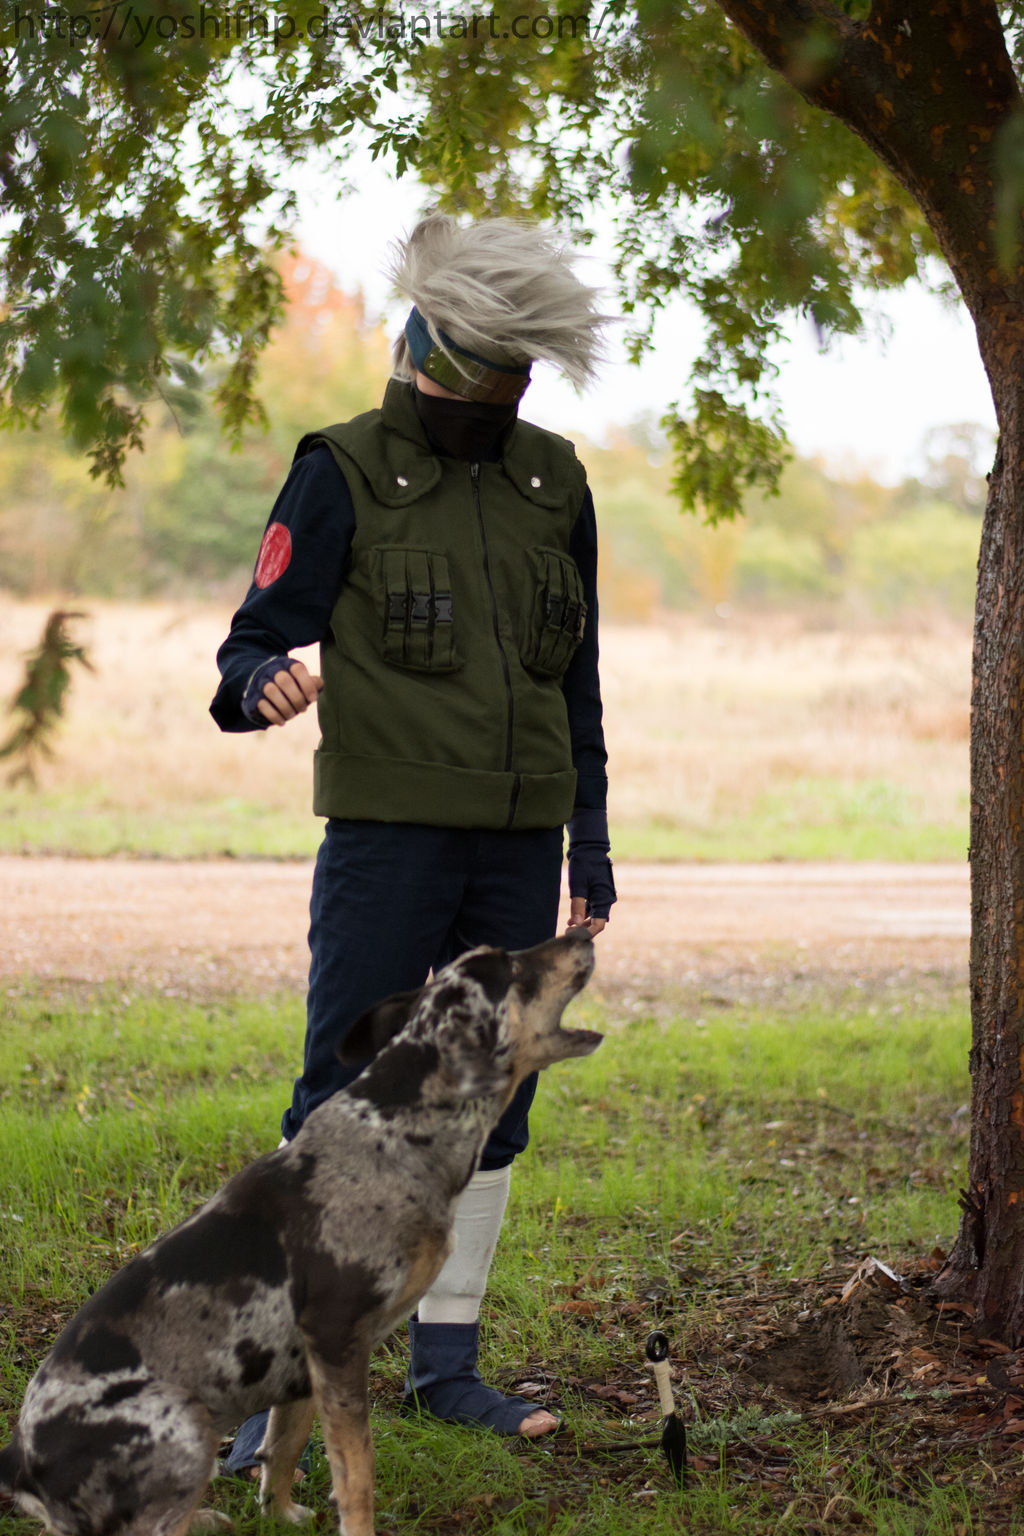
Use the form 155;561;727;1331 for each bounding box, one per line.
254;522;292;588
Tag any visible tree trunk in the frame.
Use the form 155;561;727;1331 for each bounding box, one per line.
935;308;1024;1340
709;0;1024;1340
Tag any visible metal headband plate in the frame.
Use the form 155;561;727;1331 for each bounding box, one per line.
420;343;532;404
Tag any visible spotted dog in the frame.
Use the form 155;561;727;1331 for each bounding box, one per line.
0;929;599;1536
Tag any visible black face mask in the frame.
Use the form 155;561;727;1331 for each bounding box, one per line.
413;388;518;461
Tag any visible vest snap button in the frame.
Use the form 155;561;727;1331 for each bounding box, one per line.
530;476;542;488
396;475;409;487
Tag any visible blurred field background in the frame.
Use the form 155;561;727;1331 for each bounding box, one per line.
0;600;969;862
0;254;981;862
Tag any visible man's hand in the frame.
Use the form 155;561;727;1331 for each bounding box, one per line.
257;660;324;726
566;897;607;937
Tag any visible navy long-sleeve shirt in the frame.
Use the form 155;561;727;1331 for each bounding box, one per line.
211;445;608;812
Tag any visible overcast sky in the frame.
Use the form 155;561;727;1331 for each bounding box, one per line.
293;167;997;485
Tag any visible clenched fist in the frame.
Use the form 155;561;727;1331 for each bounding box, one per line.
257;660;324;726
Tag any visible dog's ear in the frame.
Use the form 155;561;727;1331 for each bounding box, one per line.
337;988;425;1065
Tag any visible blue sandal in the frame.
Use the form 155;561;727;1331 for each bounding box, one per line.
404;1320;560;1435
222;1412;311;1479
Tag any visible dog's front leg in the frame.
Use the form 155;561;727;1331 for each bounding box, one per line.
258;1398;317;1525
308;1355;374;1536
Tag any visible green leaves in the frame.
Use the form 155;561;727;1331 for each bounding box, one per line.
0;0;987;517
0;0;402;481
365;0;943;512
666;391;791;521
993;111;1024;274
0;609;93;784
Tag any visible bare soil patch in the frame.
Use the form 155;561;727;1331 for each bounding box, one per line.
1;856;968;1004
535;1256;1024;1522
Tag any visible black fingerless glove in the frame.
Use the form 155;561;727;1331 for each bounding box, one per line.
241;655;296;727
567;808;616;921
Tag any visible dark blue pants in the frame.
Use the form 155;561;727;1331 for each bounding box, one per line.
281;819;564;1167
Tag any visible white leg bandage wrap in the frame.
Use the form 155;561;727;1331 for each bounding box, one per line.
418;1165;512;1325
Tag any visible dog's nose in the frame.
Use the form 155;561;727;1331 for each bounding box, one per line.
564;925;596;978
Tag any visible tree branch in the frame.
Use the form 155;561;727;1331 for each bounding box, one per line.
712;0;1023;315
711;0;856;113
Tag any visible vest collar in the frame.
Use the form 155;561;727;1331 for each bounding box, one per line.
345;380;440;508
341;380;573;512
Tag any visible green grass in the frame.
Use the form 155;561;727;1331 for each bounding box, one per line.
0;789;321;859
519;994;967;1290
620;776;970;863
0;777;968;861
1;985;999;1535
0;992;304;1299
0;988;967;1290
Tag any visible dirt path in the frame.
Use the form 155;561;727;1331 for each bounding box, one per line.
1;857;969;1004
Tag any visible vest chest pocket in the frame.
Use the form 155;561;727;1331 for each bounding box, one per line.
374;546;460;672
522;547;588;678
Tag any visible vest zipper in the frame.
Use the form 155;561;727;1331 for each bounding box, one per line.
470;462;519;823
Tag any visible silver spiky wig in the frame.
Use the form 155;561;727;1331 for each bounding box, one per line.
388;213;608;392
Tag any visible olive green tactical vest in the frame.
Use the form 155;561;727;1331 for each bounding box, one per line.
299;380;589;831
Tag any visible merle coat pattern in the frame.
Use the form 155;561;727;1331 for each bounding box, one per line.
0;930;599;1536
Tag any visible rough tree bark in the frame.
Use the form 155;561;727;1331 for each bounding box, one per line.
710;0;1024;1341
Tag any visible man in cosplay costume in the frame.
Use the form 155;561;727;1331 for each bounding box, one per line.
210;214;616;1458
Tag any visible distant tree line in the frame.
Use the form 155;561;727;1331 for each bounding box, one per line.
3;255;990;621
2;256;392;597
580;417;990;621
